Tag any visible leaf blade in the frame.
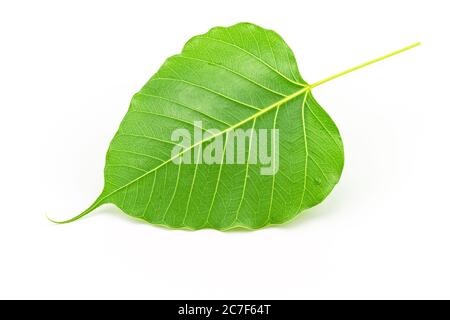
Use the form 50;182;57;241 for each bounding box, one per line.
55;22;348;229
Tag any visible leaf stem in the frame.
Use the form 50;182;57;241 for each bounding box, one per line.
309;42;421;89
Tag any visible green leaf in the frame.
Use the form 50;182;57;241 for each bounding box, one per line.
50;23;420;230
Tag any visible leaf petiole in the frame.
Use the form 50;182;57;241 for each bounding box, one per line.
308;42;421;89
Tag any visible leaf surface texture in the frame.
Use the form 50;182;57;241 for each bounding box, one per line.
64;23;345;230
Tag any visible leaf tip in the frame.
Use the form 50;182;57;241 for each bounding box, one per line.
46;201;101;225
46;214;68;225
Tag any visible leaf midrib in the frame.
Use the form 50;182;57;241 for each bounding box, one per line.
99;86;310;206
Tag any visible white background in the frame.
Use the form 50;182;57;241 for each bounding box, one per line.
0;0;448;299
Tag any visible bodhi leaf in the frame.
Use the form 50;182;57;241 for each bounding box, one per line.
51;23;420;230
